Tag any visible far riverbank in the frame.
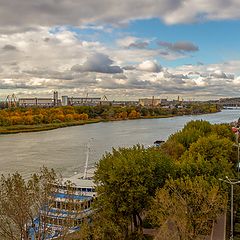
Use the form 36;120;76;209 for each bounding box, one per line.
0;112;215;134
0;103;220;134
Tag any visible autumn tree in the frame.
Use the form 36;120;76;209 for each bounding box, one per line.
128;110;140;119
0;167;60;240
149;176;227;240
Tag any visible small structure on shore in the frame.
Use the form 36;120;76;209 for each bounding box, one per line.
153;140;165;147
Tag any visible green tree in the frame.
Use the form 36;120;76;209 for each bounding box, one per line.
161;139;185;161
93;145;175;239
178;134;234;180
169;120;212;150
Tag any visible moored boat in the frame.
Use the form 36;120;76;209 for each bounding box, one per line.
28;142;96;239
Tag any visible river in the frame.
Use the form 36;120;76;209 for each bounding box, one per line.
0;109;239;178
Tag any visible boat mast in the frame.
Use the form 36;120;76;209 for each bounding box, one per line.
83;141;90;179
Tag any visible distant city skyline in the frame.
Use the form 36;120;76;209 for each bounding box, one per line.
0;1;240;100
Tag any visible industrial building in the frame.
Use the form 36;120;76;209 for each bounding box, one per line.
18;92;138;108
19;91;60;107
12;92;175;108
110;100;138;106
18;92;102;107
62;96;101;106
139;97;161;107
19;98;54;107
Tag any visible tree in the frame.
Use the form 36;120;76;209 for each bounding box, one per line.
211;124;235;141
184;134;234;162
93;145;175;239
178;134;234;180
0;167;60;240
128;110;140;119
161;139;185;161
168;120;212;150
149;176;227;240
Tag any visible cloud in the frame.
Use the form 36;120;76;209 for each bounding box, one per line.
117;36;149;49
159;51;169;56
122;66;136;71
2;44;18;51
0;1;180;31
128;41;149;49
112;74;127;80
158;41;199;52
210;70;234;79
0;15;240;100
23;69;75;81
137;60;162;73
0;78;46;89
1;0;240;33
71;53;123;74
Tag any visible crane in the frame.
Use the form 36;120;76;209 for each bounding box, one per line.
102;95;108;101
5;94;17;108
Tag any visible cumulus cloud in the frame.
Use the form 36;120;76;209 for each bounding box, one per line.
158;41;199;52
137;60;162;73
71;53;123;74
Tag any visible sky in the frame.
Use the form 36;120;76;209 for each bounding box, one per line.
1;0;240;100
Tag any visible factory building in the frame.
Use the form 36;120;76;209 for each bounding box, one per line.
19;91;60;107
62;96;68;106
18;92;102;107
19;98;54;107
110;100;138;107
62;96;101;106
17;91;141;108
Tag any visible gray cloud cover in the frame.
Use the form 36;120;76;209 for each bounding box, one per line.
71;53;123;74
0;0;240;32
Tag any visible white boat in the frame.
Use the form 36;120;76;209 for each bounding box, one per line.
29;142;96;239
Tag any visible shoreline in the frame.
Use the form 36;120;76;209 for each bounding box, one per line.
0;111;220;135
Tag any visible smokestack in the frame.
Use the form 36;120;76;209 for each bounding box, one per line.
53;91;58;106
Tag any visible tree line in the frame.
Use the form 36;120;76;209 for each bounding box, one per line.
0;103;219;127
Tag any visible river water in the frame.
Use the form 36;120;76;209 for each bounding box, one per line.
0;109;239;178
